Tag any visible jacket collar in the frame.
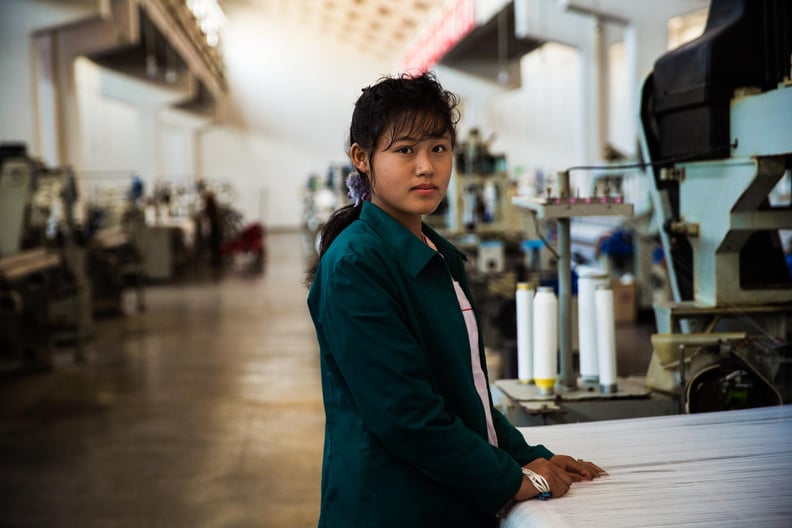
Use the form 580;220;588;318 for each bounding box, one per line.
359;202;467;279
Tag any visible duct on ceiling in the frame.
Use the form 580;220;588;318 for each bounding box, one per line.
439;1;544;87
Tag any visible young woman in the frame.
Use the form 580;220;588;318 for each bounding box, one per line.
307;72;604;527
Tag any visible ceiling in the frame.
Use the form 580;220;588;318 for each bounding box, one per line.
226;0;545;84
238;0;448;60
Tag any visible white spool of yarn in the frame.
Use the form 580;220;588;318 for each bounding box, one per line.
595;284;618;393
516;283;535;384
533;286;558;395
577;270;609;384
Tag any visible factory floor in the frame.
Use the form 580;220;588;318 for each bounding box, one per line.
0;231;655;527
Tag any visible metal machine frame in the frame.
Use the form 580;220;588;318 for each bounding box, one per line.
637;0;792;407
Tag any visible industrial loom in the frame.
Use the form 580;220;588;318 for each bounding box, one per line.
638;0;792;411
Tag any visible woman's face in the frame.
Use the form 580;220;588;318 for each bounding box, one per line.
352;126;453;233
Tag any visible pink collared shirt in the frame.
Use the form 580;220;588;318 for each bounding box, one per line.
451;279;498;446
424;236;498;446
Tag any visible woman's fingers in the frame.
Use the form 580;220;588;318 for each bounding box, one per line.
550;454;608;480
524;455;607;499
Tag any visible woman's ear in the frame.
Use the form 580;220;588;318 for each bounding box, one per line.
349;143;369;174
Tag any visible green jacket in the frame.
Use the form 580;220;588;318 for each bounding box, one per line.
308;202;553;527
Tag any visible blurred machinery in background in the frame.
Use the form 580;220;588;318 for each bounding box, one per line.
639;0;792;411
0;144;84;369
0;143;153;370
301;164;351;255
445;127;514;236
221;222;265;274
72;174;146;317
87;225;144;315
83;174;256;281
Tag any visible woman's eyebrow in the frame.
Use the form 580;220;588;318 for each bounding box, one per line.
393;133;450;142
391;134;418;143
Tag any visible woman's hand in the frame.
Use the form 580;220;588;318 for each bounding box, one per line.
513;456;607;501
549;454;607;481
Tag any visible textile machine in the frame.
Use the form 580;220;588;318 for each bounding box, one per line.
0;144;83;367
639;0;792;411
497;0;790;423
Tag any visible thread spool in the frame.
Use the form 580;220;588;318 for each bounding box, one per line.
533;286;558;395
515;283;534;384
595;284;618;394
577;271;609;384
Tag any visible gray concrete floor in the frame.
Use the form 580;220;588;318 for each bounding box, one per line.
0;231;656;527
0;232;324;527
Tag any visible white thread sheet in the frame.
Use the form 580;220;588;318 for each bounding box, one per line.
502;405;792;528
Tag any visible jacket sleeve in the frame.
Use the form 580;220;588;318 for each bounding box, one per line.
314;250;523;515
491;408;554;465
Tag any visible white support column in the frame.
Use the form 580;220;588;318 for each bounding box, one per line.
32;32;60;166
34;16;126;167
139;107;158;190
624;21;669;148
57;30;80;168
596;19;609;162
577;16;606;165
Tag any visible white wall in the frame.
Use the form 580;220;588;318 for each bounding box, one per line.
73;57;203;204
0;0;98;153
157;123;194;187
202;2;389;228
75;58;141;175
490;43;580;184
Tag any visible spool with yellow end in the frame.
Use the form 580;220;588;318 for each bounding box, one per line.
533;287;558;396
534;378;556;396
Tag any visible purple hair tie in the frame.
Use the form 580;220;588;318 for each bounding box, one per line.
346;171;370;206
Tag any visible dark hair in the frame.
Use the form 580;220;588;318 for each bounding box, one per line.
305;71;460;286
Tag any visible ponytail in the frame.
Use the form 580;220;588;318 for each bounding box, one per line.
318;203;363;256
304;202;363;286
